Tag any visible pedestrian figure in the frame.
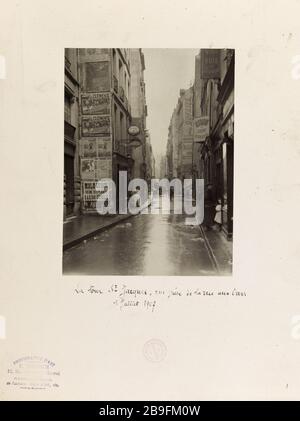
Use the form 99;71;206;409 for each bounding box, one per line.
214;198;222;231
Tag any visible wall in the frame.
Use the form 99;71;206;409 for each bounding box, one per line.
64;48;80;218
78;48;113;213
130;49;147;179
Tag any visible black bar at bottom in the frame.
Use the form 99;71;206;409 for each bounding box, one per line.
0;401;299;418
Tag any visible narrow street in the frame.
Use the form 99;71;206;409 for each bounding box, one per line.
63;49;234;276
63;208;218;276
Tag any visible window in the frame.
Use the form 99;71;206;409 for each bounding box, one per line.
119;59;123;86
120;111;126;155
64;93;71;123
114;105;119;144
113;49;117;77
120;111;124;138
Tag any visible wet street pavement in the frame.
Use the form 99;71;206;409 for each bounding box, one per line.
63;208;218;276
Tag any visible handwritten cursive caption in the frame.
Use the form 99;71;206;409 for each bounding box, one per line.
74;284;247;313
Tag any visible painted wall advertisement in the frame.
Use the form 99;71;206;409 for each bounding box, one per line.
182;141;193;164
82;115;111;137
81;93;110;115
96;137;112;158
80;139;97;158
80;137;112;158
81;158;96;180
95;158;112;179
81;157;112;180
193;116;209;142
82;181;105;210
200;49;221;79
81;158;112;209
84;61;110;92
79;48;110;63
183;90;193;136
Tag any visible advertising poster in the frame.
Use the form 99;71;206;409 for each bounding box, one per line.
82;181;98;209
80;139;97;158
193;116;209;142
81;93;111;115
81;115;111;137
84;61;110;92
96;137;112;158
200;49;221;79
82;175;111;209
79;48;110;63
80;158;95;180
95;158;112;180
182;141;193;162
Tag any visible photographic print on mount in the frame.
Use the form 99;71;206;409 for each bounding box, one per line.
63;48;234;276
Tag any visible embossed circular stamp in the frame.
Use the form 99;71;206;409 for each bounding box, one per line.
143;339;167;362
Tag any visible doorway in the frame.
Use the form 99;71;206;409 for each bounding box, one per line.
64;154;75;216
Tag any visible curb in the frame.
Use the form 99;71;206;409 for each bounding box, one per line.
63;213;134;251
63;199;152;252
199;225;221;274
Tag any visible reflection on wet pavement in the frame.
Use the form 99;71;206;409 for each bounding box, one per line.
63;209;217;276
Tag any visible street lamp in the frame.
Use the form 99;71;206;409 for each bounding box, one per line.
116;125;142;150
114;125;143;162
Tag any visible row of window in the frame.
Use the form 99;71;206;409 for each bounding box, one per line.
112;49;130;100
64;94;72;123
113;103;129;155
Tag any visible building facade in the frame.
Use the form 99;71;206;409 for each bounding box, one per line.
64;48;81;218
145;131;155;183
78;48;132;213
64;48;153;217
130;49;148;180
195;49;234;239
166;87;194;181
165;48;234;239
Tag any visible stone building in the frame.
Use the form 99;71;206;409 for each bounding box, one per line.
129;49;148;180
158;154;167;179
164;48;234;239
64;48;152;216
64;48;81;218
166;123;173;179
144;131;155;183
166;87;193;181
77;48;133;213
180;86;194;180
194;49;234;238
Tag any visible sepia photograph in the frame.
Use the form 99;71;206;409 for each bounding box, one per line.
63;48;234;276
2;0;300;407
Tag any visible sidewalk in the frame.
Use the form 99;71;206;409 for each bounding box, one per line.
63;213;133;251
63;198;151;251
200;226;233;275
